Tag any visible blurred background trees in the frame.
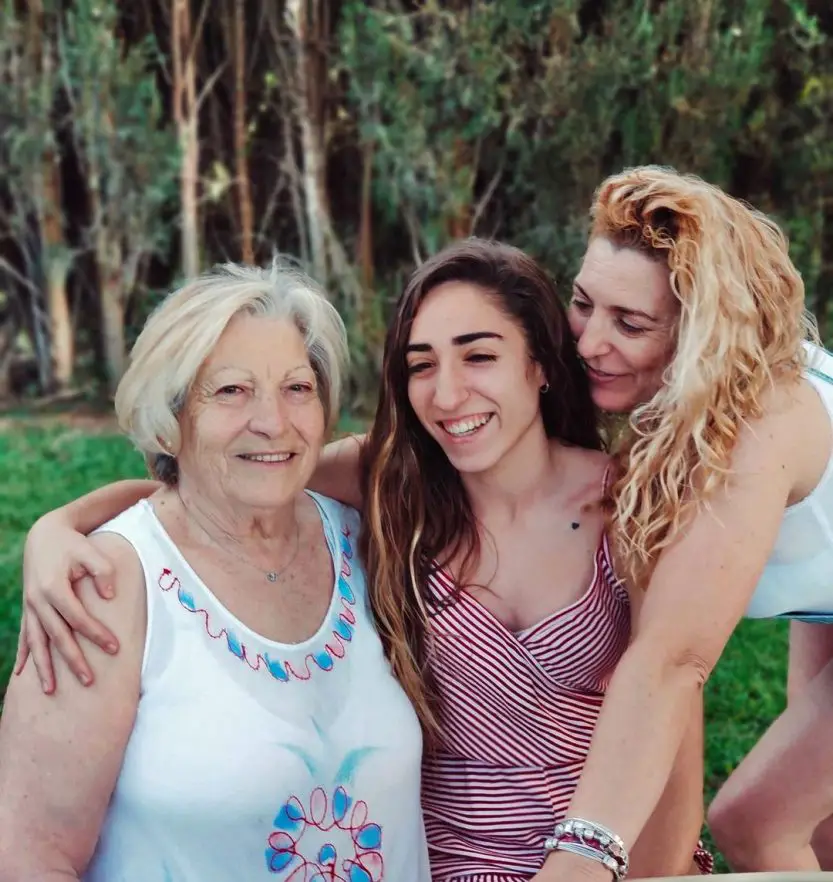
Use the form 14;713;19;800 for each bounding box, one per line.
1;0;831;414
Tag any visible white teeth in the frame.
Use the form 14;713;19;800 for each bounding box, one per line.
444;415;491;436
241;453;292;463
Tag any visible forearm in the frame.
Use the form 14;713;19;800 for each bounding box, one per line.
35;480;159;535
628;698;704;876
540;642;704;879
0;859;79;882
308;434;366;509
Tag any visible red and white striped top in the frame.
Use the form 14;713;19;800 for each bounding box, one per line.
421;533;630;882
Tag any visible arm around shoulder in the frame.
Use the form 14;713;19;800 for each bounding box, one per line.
0;532;147;880
308;434;366;509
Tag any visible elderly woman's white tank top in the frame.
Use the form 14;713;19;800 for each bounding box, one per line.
745;342;833;622
84;492;429;882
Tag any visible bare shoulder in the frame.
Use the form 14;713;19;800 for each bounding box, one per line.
560;442;611;473
557;443;611;504
733;375;828;496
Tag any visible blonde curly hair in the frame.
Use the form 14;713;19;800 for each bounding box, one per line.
591;166;816;589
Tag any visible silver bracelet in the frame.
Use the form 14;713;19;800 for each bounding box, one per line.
547;839;620;880
544;817;629;880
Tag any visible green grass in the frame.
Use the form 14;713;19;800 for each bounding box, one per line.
0;424;788;870
0;425;149;693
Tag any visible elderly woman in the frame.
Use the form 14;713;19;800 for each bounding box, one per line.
0;263;429;881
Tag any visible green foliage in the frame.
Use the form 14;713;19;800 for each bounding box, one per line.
59;0;179;278
339;0;833;329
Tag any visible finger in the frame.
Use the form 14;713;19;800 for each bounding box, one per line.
13;610;31;675
79;548;116;599
26;614;57;694
45;590;119;655
35;605;95;688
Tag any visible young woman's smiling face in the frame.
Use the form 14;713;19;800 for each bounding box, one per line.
405;281;545;476
568;237;679;413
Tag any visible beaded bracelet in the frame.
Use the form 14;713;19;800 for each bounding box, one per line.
544;817;629;881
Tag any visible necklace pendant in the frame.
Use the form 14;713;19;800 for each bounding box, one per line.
266;571;278;583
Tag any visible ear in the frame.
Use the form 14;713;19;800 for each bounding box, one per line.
530;358;546;389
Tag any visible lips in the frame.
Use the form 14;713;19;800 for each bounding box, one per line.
237;452;295;463
586;365;622;383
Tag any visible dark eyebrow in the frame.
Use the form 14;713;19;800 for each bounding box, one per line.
406;331;504;354
573;282;659;323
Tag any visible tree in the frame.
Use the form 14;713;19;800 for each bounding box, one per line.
59;0;178;391
0;0;74;392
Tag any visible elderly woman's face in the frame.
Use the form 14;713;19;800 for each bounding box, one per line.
177;313;326;510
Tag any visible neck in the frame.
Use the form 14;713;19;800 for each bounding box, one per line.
461;420;561;522
175;476;298;545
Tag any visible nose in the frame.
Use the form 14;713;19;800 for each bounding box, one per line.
247;391;289;438
576;312;613;361
432;362;468;411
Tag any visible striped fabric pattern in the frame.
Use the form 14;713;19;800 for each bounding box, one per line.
422;534;631;881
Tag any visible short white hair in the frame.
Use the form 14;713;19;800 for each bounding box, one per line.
115;260;348;479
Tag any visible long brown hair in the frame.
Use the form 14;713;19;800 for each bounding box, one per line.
359;238;601;735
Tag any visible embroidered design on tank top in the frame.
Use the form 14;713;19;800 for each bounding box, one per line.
265;784;384;880
157;524;358;682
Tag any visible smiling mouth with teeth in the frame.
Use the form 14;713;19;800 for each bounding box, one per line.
441;413;494;438
237;452;294;463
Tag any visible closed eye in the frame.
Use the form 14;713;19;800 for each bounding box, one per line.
407;361;432;375
570;297;592;313
617;318;647;335
466;353;497;364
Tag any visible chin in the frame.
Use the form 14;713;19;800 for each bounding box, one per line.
591;388;639;415
440;444;504;476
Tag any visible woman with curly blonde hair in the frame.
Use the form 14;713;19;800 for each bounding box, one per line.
562;165;833;878
15;167;833;877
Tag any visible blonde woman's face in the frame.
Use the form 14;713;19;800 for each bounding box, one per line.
178;314;326;510
568;237;678;413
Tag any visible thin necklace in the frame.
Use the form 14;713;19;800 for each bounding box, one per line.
176;489;301;583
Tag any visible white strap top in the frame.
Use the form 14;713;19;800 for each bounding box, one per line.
84;492;429;882
745;342;833;622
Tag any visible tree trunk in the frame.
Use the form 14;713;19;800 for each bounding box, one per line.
357;139;374;290
173;0;200;278
100;275;126;395
233;0;254;264
45;254;73;389
27;0;74;391
286;0;327;283
446;138;473;240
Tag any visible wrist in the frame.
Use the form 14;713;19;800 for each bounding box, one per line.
539;849;614;882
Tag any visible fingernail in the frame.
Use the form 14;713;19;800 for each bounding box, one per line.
80;673;92;686
41;679;50;692
106;642;118;654
103;587;114;598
